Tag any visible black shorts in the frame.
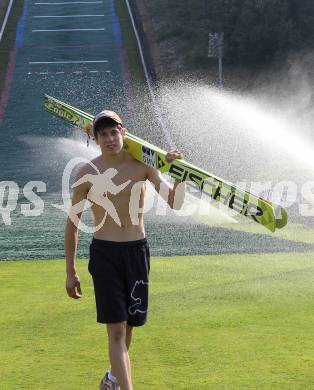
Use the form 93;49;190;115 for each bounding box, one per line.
88;238;150;327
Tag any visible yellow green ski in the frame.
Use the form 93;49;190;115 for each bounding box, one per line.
44;94;287;232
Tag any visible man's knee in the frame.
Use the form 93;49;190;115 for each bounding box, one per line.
107;322;126;343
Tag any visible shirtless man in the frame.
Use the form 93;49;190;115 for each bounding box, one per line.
64;110;185;390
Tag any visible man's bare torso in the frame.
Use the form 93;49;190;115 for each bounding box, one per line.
81;151;148;241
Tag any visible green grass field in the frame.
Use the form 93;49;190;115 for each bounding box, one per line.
1;253;314;389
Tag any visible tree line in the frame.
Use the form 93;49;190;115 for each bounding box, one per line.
147;0;314;66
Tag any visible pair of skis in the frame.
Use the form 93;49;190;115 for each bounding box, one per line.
44;94;287;232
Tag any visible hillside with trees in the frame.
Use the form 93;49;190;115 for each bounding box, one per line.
135;0;314;85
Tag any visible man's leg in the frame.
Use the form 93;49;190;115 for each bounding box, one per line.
126;324;133;350
125;325;133;380
107;324;133;387
107;322;132;390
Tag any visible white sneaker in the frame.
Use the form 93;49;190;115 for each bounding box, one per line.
99;371;120;390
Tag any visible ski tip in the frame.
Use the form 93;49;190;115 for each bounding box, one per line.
275;207;288;229
265;222;276;233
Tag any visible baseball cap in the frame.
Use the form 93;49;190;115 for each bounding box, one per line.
93;110;122;131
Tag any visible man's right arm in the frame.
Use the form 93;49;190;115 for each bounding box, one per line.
64;168;89;299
